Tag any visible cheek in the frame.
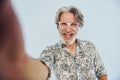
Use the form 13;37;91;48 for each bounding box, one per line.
59;28;64;33
73;28;78;33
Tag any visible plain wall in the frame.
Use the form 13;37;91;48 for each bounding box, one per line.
11;0;120;80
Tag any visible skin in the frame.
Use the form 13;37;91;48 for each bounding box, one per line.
0;0;49;80
98;75;107;80
59;12;78;40
59;12;107;80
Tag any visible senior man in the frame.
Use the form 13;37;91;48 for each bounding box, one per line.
39;6;107;80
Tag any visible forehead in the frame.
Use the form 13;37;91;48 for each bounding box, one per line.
59;12;76;22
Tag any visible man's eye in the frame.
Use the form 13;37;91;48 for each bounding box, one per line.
71;23;77;26
61;23;67;26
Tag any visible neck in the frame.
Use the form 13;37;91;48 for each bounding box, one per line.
65;40;77;57
66;41;76;48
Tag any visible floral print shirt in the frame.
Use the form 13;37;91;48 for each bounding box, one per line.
39;39;106;80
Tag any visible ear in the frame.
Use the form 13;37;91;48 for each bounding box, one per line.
56;23;59;29
57;25;59;29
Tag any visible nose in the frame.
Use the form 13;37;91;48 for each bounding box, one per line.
66;25;72;32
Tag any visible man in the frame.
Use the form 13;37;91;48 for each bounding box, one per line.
0;0;49;80
39;6;107;80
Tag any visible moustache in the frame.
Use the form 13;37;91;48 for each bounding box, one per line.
60;31;76;35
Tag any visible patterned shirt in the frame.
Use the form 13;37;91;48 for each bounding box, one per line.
39;39;106;80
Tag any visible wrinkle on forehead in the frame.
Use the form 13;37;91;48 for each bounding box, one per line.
60;12;76;23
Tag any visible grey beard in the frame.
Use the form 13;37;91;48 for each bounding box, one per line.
58;28;78;46
59;33;77;46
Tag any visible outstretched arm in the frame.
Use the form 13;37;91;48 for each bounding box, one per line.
0;0;49;80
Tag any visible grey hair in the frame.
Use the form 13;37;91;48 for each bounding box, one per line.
55;6;84;28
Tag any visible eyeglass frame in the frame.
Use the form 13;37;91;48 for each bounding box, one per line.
58;22;80;29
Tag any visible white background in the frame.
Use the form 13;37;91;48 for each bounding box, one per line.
11;0;120;80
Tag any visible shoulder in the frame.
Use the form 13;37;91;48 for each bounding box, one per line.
41;43;60;53
78;40;98;57
78;39;96;48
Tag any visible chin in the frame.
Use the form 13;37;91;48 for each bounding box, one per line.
60;34;76;45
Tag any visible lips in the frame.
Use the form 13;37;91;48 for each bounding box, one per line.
63;33;73;40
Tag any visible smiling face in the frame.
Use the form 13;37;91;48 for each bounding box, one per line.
58;12;79;45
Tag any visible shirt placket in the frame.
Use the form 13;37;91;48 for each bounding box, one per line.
64;47;78;80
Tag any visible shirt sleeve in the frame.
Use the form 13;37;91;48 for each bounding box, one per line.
38;47;54;70
93;45;107;78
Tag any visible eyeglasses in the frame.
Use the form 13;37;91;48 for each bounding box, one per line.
58;22;79;29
